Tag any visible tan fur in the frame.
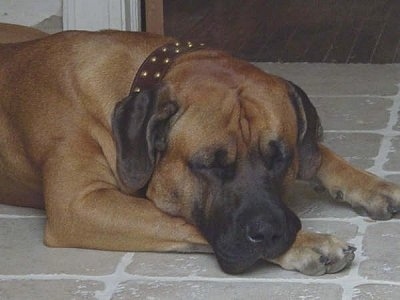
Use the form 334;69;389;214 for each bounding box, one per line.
0;23;48;43
1;24;400;275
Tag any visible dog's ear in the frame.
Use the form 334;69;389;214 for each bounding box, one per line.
287;81;322;180
112;87;178;193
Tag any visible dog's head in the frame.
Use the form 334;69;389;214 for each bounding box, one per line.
112;51;322;274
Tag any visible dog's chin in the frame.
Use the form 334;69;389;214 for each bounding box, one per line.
215;250;261;274
212;238;295;274
212;243;265;274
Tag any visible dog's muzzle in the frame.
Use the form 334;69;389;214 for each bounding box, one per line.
194;185;301;274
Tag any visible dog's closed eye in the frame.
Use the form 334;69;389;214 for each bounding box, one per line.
189;149;236;180
263;140;292;176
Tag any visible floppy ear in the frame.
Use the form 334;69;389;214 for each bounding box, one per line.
287;81;323;180
112;87;178;193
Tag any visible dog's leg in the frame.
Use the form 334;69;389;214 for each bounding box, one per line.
43;140;210;253
269;230;356;276
316;144;400;220
268;142;400;275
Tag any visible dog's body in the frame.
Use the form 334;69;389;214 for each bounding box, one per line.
2;24;400;276
0;23;48;44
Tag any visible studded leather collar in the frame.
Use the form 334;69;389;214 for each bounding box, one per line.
129;41;206;95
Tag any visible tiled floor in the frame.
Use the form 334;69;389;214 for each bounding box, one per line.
1;63;400;299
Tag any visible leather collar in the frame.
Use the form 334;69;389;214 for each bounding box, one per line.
129;40;206;95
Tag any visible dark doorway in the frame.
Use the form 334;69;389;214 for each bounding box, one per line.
164;0;400;63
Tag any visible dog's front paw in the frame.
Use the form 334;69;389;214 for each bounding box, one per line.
270;231;356;276
346;179;400;220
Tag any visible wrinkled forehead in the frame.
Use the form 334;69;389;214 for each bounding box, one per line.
165;58;298;158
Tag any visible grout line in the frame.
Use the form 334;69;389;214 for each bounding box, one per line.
94;253;135;300
309;94;397;99
2;269;400;287
340;82;400;298
0;214;46;219
324;129;398;135
367;84;400;175
340;215;370;299
302;216;400;223
0;273;109;281
0;254;135;300
3;267;400;286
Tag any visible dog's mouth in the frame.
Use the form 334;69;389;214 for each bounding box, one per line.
214;246;260;274
196;207;302;274
192;187;302;274
212;228;298;274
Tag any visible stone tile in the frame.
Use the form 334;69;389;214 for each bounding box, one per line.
286;181;358;218
353;284;400;300
0;280;102;300
126;220;357;279
0;218;123;275
391;107;400;131
384;137;400;172
311;97;392;131
112;281;343;300
359;259;400;282
127;253;221;278
254;63;400;96
301;220;358;241
362;222;400;258
385;174;400;185
382;176;400;220
128;252;307;280
0;204;45;216
322;132;382;169
359;223;400;280
128;252;295;279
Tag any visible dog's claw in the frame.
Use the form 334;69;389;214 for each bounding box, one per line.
348;181;400;220
319;255;331;265
388;205;399;214
343;245;357;254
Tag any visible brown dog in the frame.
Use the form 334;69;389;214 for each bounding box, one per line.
1;25;400;276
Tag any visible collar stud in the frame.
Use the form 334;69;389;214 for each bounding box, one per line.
129;40;206;95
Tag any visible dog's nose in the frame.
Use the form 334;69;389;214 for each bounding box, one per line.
245;218;282;245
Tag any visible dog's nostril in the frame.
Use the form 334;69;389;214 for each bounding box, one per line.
271;234;280;242
246;222;280;244
248;232;265;243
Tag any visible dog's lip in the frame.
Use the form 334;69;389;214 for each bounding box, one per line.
212;232;296;274
215;251;261;274
212;243;262;274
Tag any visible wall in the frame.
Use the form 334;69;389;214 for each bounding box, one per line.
0;0;141;34
0;0;62;33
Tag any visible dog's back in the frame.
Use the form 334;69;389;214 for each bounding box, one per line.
0;23;48;207
0;23;48;44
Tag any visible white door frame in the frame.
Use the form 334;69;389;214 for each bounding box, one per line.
63;0;141;31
